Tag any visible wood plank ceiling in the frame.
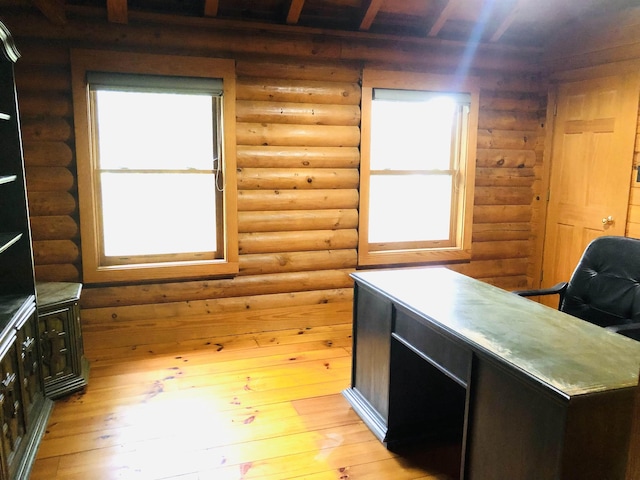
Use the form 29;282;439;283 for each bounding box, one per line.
18;0;640;49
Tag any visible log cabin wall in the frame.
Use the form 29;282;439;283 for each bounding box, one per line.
1;8;547;361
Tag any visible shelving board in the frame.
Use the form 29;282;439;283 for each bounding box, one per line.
0;232;22;254
0;175;16;185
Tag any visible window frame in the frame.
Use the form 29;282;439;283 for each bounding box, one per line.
71;49;238;283
358;69;479;267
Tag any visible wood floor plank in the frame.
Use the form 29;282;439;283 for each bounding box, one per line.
86;348;351;392
203;438;398;479
47;360;351;426
47;422;373;478
31;328;457;480
87;323;352;365
42;393;363;468
29;457;60;480
89;338;350;377
87;334;261;364
54;344;349;401
84;353;351;395
37;378;351;458
252;323;352;347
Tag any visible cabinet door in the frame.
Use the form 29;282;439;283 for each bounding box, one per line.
0;334;25;479
16;311;43;428
38;307;75;385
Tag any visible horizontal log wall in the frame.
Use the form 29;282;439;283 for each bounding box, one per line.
4;8;547;361
453;88;546;290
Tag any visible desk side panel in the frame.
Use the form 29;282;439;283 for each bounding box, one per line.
352;282;393;421
466;356;565;480
562;388;635;480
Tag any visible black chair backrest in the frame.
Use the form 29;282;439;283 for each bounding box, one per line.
562;236;640;328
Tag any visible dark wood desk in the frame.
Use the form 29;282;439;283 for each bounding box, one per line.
343;267;640;480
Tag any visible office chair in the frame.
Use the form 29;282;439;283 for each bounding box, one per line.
514;236;640;341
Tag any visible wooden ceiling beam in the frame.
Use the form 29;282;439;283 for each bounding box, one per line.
359;0;384;31
107;0;128;24
427;0;460;37
489;0;525;42
286;0;305;25
204;0;219;17
31;0;66;25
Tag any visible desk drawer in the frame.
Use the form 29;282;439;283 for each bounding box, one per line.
394;308;471;386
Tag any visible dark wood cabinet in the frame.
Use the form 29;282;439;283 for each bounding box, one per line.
0;21;53;479
0;319;26;479
36;282;89;398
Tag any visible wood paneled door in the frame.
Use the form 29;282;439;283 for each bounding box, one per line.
541;73;640;294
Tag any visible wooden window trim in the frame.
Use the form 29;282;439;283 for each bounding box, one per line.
358;69;479;267
71;49;238;283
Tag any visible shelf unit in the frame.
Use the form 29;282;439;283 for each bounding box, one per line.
0;25;32;307
0;21;52;480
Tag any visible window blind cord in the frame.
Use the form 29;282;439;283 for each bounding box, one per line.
214;101;225;192
214;156;224;192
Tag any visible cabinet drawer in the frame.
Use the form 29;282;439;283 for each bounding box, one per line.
393;308;471;387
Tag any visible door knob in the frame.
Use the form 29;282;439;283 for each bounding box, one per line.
602;215;614;225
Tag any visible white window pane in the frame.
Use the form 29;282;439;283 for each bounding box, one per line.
95;91;214;171
370;96;457;171
368;175;452;243
101;173;217;256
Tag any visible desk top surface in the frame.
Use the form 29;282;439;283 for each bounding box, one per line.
352;267;640;397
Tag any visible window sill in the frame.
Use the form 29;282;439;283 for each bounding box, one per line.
83;260;239;284
358;248;471;268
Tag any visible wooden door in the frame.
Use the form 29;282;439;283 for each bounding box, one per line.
541;73;640;294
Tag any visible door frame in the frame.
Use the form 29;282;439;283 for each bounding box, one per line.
531;60;640;290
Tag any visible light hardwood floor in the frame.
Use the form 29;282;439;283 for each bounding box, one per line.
30;324;459;479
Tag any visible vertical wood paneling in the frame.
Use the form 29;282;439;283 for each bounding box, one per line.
626;110;640;239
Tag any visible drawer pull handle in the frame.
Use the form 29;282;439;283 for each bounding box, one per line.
1;373;15;390
22;336;34;352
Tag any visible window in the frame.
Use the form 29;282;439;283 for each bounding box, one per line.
358;69;479;267
71;50;238;283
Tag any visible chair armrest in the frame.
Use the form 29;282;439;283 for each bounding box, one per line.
512;282;568;310
607;322;640;341
512;282;567;297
